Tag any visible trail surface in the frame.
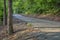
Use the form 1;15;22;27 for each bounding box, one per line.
13;14;60;27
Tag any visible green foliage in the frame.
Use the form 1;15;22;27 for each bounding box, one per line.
0;0;3;21
0;0;60;20
12;0;60;15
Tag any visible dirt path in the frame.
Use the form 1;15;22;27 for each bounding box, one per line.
0;14;60;40
13;14;60;27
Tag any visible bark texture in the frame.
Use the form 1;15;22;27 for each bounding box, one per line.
3;0;7;26
8;0;14;35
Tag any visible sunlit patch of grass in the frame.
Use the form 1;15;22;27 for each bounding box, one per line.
26;23;32;27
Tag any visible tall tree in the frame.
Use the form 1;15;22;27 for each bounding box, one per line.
8;0;14;35
3;0;7;26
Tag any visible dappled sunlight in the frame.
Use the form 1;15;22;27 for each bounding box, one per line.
0;0;60;40
13;28;60;40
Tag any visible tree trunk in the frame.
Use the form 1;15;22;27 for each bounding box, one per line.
8;0;14;35
3;0;7;26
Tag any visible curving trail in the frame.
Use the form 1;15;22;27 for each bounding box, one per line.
13;14;60;27
12;14;60;40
